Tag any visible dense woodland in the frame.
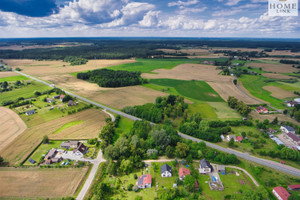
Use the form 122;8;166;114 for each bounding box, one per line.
63;56;87;65
77;69;145;87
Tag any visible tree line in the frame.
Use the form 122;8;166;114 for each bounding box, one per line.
63;56;87;65
227;96;252;116
77;69;145;88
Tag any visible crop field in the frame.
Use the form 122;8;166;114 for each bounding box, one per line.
0;167;88;198
0;75;30;82
3;59;135;77
250;111;300;126
53;120;84;134
263;85;297;99
0;72;18;78
107;58;200;73
261;73;294;79
208;102;241;119
0;109;108;165
149;79;223;102
248;62;296;73
0;107;27;152
0;81;50;103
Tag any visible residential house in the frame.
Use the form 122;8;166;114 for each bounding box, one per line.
53;95;60;99
161;164;172;177
136;174;152;189
60;141;80;149
227;135;236;142
236;136;243;143
29;158;36;164
285;132;300;145
294;98;300;103
44;148;57;160
288;185;300;191
46;98;55;103
218;165;226;175
256;106;268;114
272;186;290;200
199;159;213;174
73;143;88;156
59;94;65;101
179;167;190;180
67;100;76;107
287;101;298;107
51;157;63;163
26;110;36;116
280;125;295;134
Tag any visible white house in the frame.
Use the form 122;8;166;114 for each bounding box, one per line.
161;164;172;177
199;159;213;174
280;125;296;134
227;135;236;142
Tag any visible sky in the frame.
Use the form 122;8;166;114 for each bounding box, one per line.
0;0;299;38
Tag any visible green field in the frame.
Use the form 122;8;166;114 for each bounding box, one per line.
208;102;241;120
53;120;84;134
149;79;223;102
114;116;134;142
0;75;29;82
188;101;218;119
238;75;284;109
0;81;50;103
107;58;200;73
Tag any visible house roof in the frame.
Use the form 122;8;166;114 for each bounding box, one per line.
236;136;243;142
281;125;295;132
68;100;76;106
288;185;300;190
161;164;172;174
45;148;56;159
29;158;36;164
287;132;300;142
179;167;190;178
73;143;87;154
227;135;236;139
26;110;35;114
200;159;212;169
273;186;290;200
137;174;152;186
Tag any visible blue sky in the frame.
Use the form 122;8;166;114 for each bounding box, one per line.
0;0;298;38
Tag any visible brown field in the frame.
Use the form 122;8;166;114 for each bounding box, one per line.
0;43;91;50
263;86;296;99
0;107;27;152
0;167;88;198
157;48;211;55
250;111;300;126
248;62;296;73
0;109;108;165
262;73;294;79
142;63;260;104
0;71;18;78
3;59;135;76
267;50;300;56
256;57;300;62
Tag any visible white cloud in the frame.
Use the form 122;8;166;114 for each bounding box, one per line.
212;3;260;16
178;7;207;14
139;11;160;27
168;0;199;7
225;0;243;6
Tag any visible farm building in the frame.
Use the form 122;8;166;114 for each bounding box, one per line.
280;125;295;134
272;186;290;200
136;174;152;189
60;141;80;149
25;109;36;116
44;148;57;160
217;165;226;175
271;137;285;146
73;143;88;156
284;132;300;145
179;167;190;180
288;185;300;191
67;100;76;107
199;159;213;174
161;164;172;177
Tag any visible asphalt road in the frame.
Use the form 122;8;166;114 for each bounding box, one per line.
15;71;300;186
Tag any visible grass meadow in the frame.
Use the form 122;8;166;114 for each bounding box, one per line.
0;75;30;82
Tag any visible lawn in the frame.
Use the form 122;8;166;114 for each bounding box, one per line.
114;116;134;142
238;75;284;109
106;58;200;73
53;120;84;134
0;81;50;103
0;75;29;82
149;79;223;102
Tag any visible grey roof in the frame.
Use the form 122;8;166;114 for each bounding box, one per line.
200;159;212;169
26;110;36;115
161;164;172;174
138;174;147;185
218;165;225;171
282;126;295;132
29;158;36;164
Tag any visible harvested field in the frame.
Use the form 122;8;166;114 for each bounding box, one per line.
0;109;108;165
262;73;294;79
0;167;88;198
3;59;135;77
250;111;300;126
0;71;18;78
248;62;296;73
142;63;260;104
0;107;27;152
157;48;211;56
263;86;297;99
267;50;300;56
0;43;90;50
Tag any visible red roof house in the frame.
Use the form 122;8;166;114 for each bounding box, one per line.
288;184;300;191
137;174;152;189
272;186;290;200
179;167;190;180
236;136;243;142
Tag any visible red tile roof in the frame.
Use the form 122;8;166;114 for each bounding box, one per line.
137;174;152;186
179;167;190;178
288;184;300;190
273;186;290;200
287;132;300;142
236;136;243;142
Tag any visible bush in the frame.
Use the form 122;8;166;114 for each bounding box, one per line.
133;185;139;192
127;184;134;191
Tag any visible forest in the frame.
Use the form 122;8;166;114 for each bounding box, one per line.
77;69;145;87
63;56;88;65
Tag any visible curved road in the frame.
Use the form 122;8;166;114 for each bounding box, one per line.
14;71;300;198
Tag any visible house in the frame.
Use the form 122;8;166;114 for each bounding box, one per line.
53;95;60;99
161;164;172;177
280;125;295;134
199;159;213;174
45;159;52;165
267;128;278;134
272;186;290;200
26;109;36;116
51;157;63;163
29;158;36;164
46;98;55;103
218;165;226;175
179;167;190;180
271;137;285;146
44;148;57;160
136;174;152;189
59;94;65;101
60;141;80;149
256;106;268;114
285;132;300;145
67;100;76;107
220;135;225;141
294;98;300;103
288;185;300;191
287;101;298;107
227;135;236;142
236;136;243;143
73;143;88;156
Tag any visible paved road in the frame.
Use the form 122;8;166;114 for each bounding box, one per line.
15;72;300;179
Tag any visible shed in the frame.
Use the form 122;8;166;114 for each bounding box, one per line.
218;165;226;175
